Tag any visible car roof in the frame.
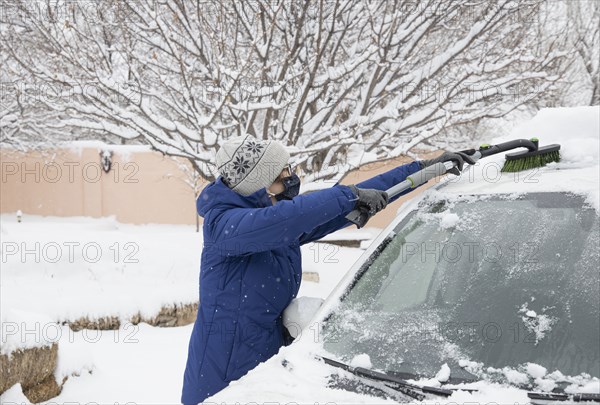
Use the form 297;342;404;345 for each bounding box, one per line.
432;106;599;211
434;156;599;210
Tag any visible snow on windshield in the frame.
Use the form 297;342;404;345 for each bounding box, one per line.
320;192;599;394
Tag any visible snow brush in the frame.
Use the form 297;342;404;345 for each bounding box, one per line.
345;138;561;228
499;137;561;172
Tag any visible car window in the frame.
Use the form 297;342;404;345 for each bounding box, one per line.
322;192;599;384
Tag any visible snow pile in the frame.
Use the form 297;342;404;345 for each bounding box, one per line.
208;338;399;404
519;303;557;345
527;363;557;393
282;297;324;338
414;209;465;232
439;212;460;229
526;362;548;379
1;322;194;404
349;353;372;369
457;359;599;394
435;363;451;383
508;106;599;165
503;368;530;385
565;379;600;395
542;371;600;395
53;325;95;384
409;363;453;388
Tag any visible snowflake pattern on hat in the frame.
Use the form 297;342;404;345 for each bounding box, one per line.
232;155;250;175
245;140;264;154
222;136;268;187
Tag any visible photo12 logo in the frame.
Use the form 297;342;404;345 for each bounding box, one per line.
1;321;141;347
1;241;140;264
1;160;139;184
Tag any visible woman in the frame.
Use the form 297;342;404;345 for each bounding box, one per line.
181;135;471;404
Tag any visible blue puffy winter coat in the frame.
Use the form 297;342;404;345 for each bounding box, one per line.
181;161;422;404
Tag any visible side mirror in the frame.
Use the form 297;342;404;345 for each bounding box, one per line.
282;296;324;339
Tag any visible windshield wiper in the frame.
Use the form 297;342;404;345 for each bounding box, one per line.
528;391;600;403
318;355;453;401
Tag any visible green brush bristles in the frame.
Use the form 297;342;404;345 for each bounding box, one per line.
501;150;561;172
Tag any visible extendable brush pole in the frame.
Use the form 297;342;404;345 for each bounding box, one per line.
345;138;561;228
345;160;455;228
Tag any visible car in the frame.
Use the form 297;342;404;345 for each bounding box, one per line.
208;107;600;404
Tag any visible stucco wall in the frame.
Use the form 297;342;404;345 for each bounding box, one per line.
1;144;435;229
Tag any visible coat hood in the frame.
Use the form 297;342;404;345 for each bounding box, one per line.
196;176;273;218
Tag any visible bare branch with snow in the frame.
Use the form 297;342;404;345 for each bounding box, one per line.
1;0;572;186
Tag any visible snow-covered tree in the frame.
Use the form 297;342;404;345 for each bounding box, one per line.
0;49;53;150
1;0;569;185
566;0;599;106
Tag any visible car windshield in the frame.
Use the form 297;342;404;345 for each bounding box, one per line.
322;192;599;385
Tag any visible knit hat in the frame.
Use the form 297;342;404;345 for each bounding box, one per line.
215;135;290;196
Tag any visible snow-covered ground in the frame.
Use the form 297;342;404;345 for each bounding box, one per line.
1;213;367;403
1;322;193;404
1;216;201;324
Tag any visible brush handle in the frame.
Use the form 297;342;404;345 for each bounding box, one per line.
478;139;538;158
345;140;536;228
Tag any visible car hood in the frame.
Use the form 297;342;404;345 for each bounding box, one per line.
207;337;533;403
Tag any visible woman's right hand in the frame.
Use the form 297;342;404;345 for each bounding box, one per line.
348;185;389;216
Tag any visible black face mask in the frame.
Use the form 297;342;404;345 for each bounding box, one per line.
273;173;301;201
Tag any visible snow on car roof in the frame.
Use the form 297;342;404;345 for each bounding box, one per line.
436;106;600;211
